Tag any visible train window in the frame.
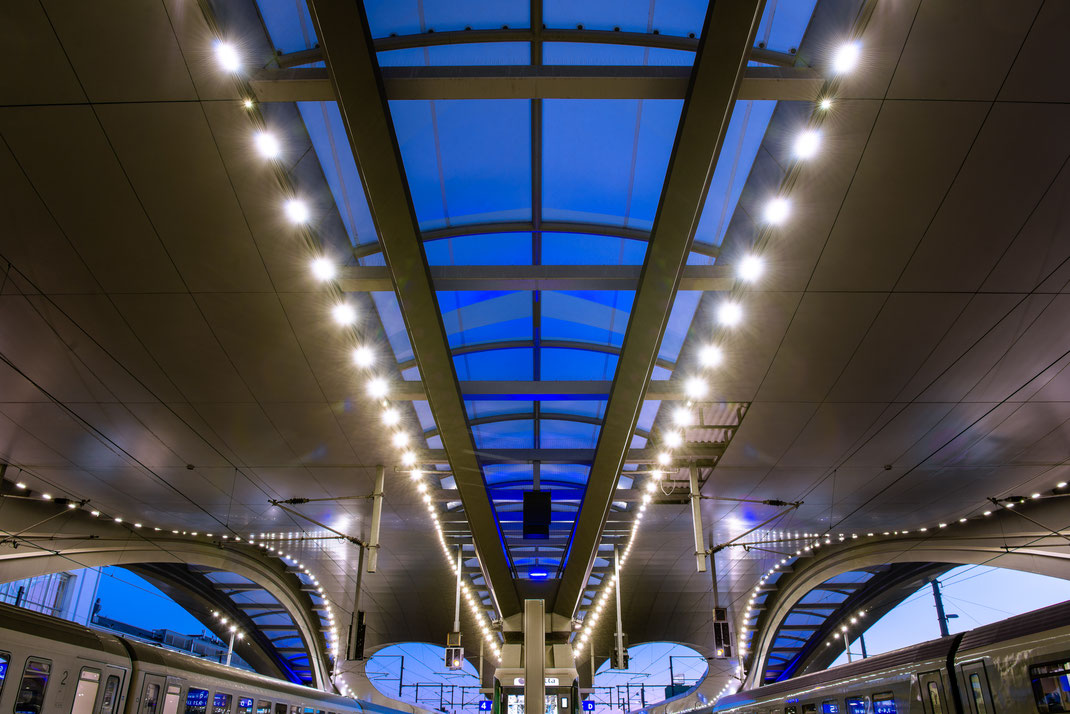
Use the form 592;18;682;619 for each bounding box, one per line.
162;686;182;714
0;652;10;700
237;699;253;714
845;698;867;714
927;683;944;714
256;703;271;714
143;684;162;714
873;694;896;714
186;688;209;714
100;676;122;714
213;694;232;714
274;704;286;714
14;657;52;714
290;706;299;714
804;705;817;714
786;706;798;714
1031;660;1070;713
71;669;102;714
823;701;840;714
968;675;989;714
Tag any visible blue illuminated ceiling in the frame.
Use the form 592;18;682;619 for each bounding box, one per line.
252;0;818;594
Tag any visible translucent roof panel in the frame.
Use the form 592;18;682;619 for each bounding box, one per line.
472;420;535;449
256;0;317;53
544;0;709;37
364;0;530;37
692;99;777;251
540;419;600;449
542;99;683;230
542;233;647;265
541;290;635;347
483;463;534;487
542;43;694;66
542;400;606;420
466;400;534;420
541;348;618;381
754;0;820;54
425;233;533;266
296;102;378;248
438;291;533;347
659;290;702;363
637;398;662;432
454;347;533;380
390;99;531;230
540;464;590;488
377;43;531;67
370;291;415;362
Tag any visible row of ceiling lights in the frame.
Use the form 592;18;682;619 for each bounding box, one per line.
8;477;346;685
568;36;865;671
734;481;1070;692
212;36;504;669
705;36;862;703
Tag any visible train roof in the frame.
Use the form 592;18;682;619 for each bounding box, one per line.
719;597;1070;711
0;601;130;659
958;597;1070;652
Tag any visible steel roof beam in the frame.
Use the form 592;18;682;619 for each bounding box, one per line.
419;445;724;464
388;379;726;401
277;37;797;66
552;0;766;618
250;65;820;102
306;0;520;616
398;340;676;375
339;264;732;292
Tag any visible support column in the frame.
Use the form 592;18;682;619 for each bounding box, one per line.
613;547;625;666
524;599;545;714
368;465;385;572
347;545;366;660
689;463;706;572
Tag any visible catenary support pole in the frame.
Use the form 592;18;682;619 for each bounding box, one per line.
690;463;707;572
931;579;951;637
614;546;624;665
347;544;366;660
454;546;463;633
524;599;546;714
368;465;385;572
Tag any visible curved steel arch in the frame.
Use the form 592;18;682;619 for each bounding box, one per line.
424;410;651;441
400;339;675;375
0;500;332;690
743;499;1070;688
352;222;720;259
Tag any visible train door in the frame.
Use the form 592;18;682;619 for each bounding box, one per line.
919;671;949;714
70;667;103;714
161;682;184;714
98;667;127;714
959;662;995;714
139;675;167;714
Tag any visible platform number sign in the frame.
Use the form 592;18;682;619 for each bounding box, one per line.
478;702;492;712
582;702;596;711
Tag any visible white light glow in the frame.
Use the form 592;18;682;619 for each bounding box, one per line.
831;41;861;74
686;376;708;400
381;407;399;425
352;345;375;368
392;432;409;448
664;430;683;448
657;452;671;466
737;254;765;282
793;129;821;160
311;257;336;282
285;198;310;224
332;302;356;326
367;378;388;399
673;406;692;427
215;41;241;72
699;344;723;368
763;197;790;225
819;97;833;111
717;301;743;327
254;131;281;159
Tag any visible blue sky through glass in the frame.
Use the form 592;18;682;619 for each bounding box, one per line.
828;566;1070;667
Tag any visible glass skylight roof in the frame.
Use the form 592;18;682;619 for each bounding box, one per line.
252;0;822;582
